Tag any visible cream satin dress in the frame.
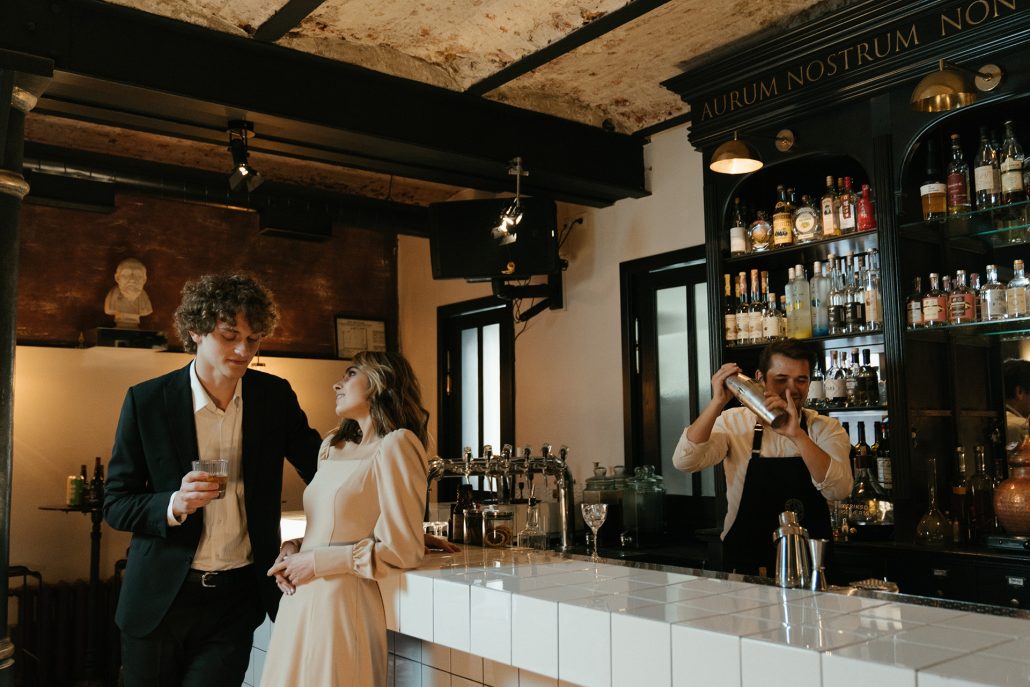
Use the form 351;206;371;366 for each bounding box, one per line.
260;429;427;687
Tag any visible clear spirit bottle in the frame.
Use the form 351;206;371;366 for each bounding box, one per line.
793;194;820;243
979;265;1006;321
748;210;772;252
791;264;813;339
729;197;749;256
516;500;548;550
974;126;1000;210
810;260;831;336
1006;259;1029;318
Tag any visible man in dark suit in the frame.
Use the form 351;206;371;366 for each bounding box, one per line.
104;273;323;687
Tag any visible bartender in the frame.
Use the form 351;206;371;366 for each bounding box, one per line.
672;340;853;576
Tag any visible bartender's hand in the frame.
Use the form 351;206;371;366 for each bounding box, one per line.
171;471;220;517
710;363;742;408
764;389;805;440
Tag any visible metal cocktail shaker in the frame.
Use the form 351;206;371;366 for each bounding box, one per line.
773;510;812;589
725;374;789;428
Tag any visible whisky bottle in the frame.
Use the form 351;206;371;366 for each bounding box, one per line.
966;445;993;544
748;268;763;344
946;132;972;214
974;126;1000;209
729;197;749;256
856;184;877;231
920;138;947;221
859;348;879;405
1000;120;1026;206
1006;259;1029;318
969;272;982;321
87;456;105;507
873;420;893;492
749;210;772;252
922;272;947;327
838;176;857;234
906;276;924;328
772;185;794;247
722;274;736;344
793;194;820;243
979;264;1007;322
821;175;841;237
950;447;971;544
948;269;975;324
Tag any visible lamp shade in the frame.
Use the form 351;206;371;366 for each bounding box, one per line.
910;62;977;112
710;134;763;174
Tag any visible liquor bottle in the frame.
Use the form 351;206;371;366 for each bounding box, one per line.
828;258;847;335
749;210;772;252
723;274;736;344
838;177;857;234
921;272;947;327
784;266;795;337
450;481;474;544
856;183;877;231
793;194;820;243
772;185;794;247
821;175;841;237
948;269;975;324
966;445;993;544
844;347;863;406
979;266;1006;322
946;132;972;214
941;274;952;298
790;263;813;339
844;255;865;334
516;498;548;550
906;276;924;328
859;348;879;405
974;126;1000;209
843;424;893;533
762;291;780;342
809;358;825;409
874;420;893;492
825;351;848;408
810;260;831;336
728;197;749;256
778;295;789;339
735;272;749;345
950;447;971;544
863;249;882;331
748;268;764;344
1000;120;1026;206
87;456;105;507
1006;259;1029;319
969;272;982;321
920;138;947;222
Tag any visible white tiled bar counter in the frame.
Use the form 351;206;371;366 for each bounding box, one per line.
247;547;1030;687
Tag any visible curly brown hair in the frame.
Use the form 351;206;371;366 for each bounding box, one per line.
173;273;280;353
331;351;430;448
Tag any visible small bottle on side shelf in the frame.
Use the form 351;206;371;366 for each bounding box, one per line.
844;348;863;406
748;269;763;344
874;420;892;493
974;126;1000;210
966;445;994;544
772;185;794;247
762;291;780;342
1000;120;1025;206
906;276;923;328
825;351;848;408
87;456;105;507
921;272;948;327
793;194;820;243
789;264;813;339
810;260;831;337
950;446;971;544
980;264;1007;321
821;175;841;237
838;176;857;234
735;272;749;345
858;348;879;405
844;254;866;334
948;269;975;325
920;138;948;222
828;259;847;335
863;249;882;331
749;210;772;252
808;359;825;409
728;197;749;256
856;183;877;231
723;273;736;344
1006;259;1029;319
946;132;972;214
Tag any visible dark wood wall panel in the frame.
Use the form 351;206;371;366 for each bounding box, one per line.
16;191;397;357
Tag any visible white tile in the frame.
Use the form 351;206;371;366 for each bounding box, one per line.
557;603;611;687
918;653;1030;687
520;585;601;603
858;603;968;625
816;612;924;638
624;583;720;604
735;601;845;626
726;585;815;604
827;636;963;670
511;595;559;678
244;647;258;686
894;625;1011;652
395;633;423;662
563;593;662;613
786;593;889;614
619;570;698;585
677;593;773;614
611;613;671;687
741;636;822;687
978;637;1030;663
823;651;920;687
422;641;451;672
451;649;485;683
422;665;452;687
540;570;614;587
470;586;513;664
434;579;471;651
399;572;436;641
676;577;750;593
618;601;722;623
518;668;559;687
483;658;519;687
253;614;273;650
939;613;1030;637
380;573;402;631
676;613;784;638
395;656;422;687
453;677;481;687
745;625;871;652
584;577;665;595
672;623;744;687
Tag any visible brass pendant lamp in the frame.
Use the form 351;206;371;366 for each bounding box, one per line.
910;59;1003;113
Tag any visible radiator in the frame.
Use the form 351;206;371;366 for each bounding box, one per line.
8;573;121;687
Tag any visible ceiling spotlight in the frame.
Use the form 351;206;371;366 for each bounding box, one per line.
227;120;264;193
910;59;1003;112
491;157;528;245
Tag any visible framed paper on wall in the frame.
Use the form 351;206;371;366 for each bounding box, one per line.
335;316;387;359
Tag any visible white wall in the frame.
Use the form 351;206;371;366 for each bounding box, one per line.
11;346;350;582
398;125;706;485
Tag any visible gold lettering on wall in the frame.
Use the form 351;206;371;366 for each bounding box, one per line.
941;0;1018;35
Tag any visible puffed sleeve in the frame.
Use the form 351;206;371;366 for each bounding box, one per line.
671;413;732;473
312;429;428;579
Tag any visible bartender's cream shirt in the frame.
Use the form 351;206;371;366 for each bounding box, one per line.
672;407;853;539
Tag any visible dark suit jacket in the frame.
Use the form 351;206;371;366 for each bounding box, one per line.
103;364;322;638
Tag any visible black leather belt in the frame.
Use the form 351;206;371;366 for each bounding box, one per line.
186;565;253;589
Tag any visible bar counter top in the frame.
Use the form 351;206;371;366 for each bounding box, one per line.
375;546;1030;687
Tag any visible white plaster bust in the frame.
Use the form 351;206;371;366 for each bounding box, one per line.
104;257;153;329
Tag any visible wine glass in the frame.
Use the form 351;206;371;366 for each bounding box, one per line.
581;503;608;563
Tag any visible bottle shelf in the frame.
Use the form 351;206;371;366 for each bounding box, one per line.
726;331;885;351
813;404;888;414
905;315;1030;339
724;230;878;266
908;408;998;418
898;199;1030;242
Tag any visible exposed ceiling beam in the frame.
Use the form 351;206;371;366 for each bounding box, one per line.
466;0;674;97
253;0;327;43
0;0;648;207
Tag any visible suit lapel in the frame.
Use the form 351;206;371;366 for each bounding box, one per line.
241;371;263;500
165;364;199;472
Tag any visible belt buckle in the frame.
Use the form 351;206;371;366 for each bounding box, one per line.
200;571;218;589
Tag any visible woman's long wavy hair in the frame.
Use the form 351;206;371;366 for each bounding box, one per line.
331;351;430;448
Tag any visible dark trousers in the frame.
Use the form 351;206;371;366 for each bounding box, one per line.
120;573;265;687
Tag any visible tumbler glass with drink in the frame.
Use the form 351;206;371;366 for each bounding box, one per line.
192;459;229;499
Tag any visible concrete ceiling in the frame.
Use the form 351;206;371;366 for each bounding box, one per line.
11;0;855;208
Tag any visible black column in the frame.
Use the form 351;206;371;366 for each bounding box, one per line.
0;50;52;687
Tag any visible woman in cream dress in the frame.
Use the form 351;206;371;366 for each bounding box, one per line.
261;351;430;687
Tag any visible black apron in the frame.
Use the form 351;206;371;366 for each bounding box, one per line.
721;415;832;576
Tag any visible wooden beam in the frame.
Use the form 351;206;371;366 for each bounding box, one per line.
253;0;327;43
